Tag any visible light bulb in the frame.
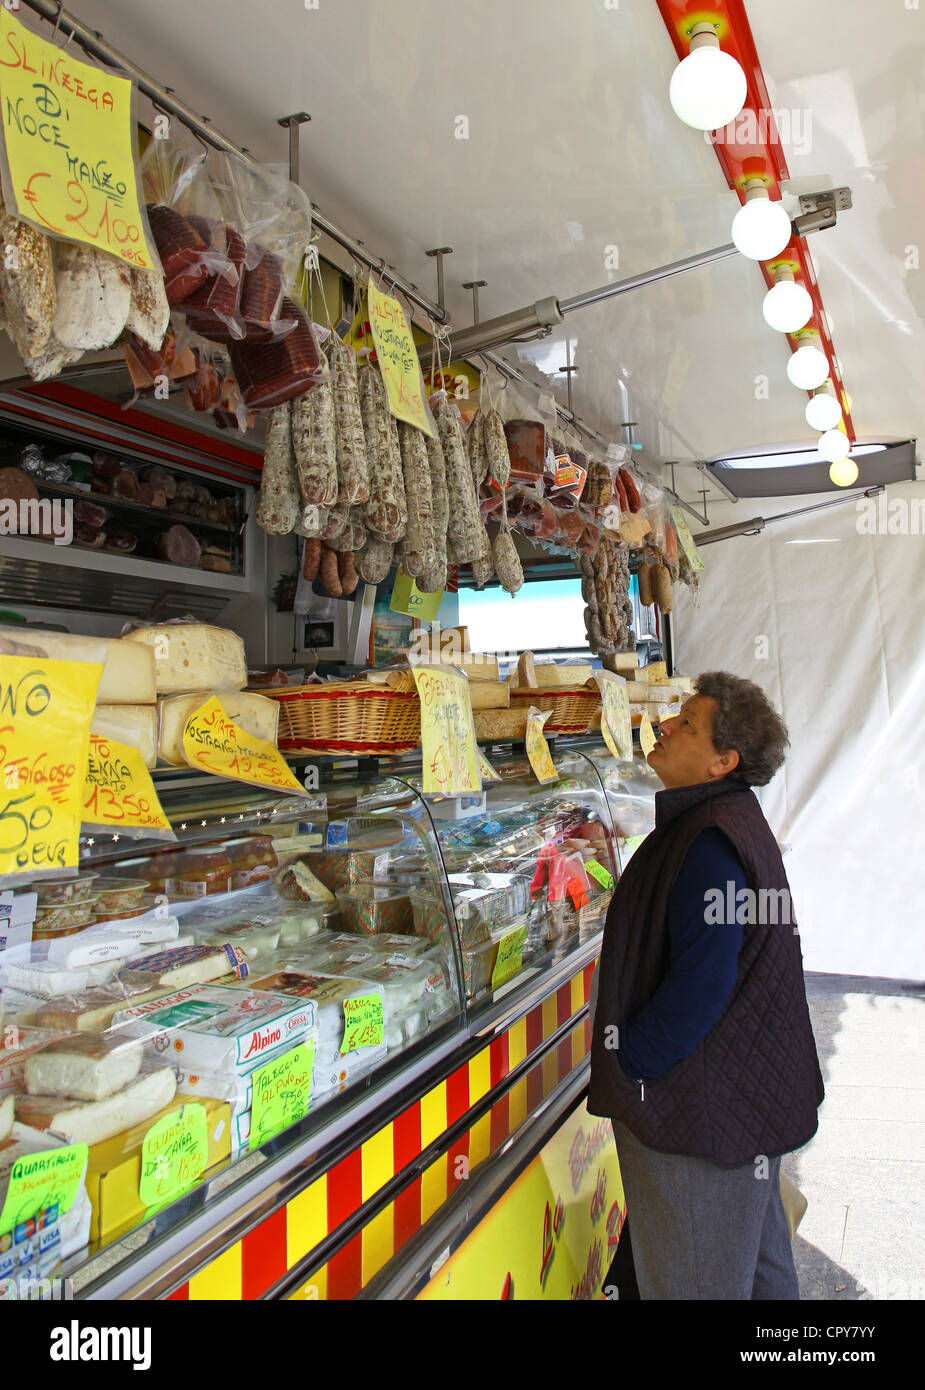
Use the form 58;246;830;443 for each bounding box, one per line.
829;458;859;486
805;385;842;431
762;273;812;333
819;429;852;464
669;29;748;131
787;342;829;390
731;184;793;261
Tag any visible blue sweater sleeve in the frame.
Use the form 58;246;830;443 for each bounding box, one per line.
617;828;746;1082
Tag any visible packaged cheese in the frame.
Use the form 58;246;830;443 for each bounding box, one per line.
157;691;279;765
0;958;92;999
116;942;248;991
0;628;157;703
24;1034;144;1102
15;1068;177;1145
0;1025;71;1092
91;705;158;768
239;970;378;1054
123;624;247;695
46;914;180;968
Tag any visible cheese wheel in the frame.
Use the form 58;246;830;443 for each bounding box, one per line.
91;704;158;768
2;629;156;703
123;624;247;695
157;691;279;766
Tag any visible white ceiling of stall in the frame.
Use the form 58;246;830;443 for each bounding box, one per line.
46;0;925;470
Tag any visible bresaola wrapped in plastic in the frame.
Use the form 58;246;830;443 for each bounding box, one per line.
182;221;248;341
230;297;327;409
146;204;211;306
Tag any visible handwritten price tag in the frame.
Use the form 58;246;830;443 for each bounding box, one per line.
594;671;633;762
491;924;527;990
0;1143;87;1236
340;993;384;1055
181;697;307;795
0;656;101;878
587;861;615;892
477;749;501;782
639;713;657;758
0;9;155;270
526;708;558;785
411;665;481;797
368;276;434;437
138;1104;207;1207
83;734;172;834
670;508;705;572
249;1044;315;1151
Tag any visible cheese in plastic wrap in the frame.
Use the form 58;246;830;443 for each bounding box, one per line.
15;1067;177;1146
23;1033;145;1102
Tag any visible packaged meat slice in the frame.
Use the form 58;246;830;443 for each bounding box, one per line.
147;204;210;305
74;497;106;527
181;224;247;341
104;530;138;554
230;298;327;410
141;465;177;500
125;265;170;351
74;523;107;549
124;327;198;396
239;246;287;338
156;524;201;567
504;421;547;481
52;243;132;353
183;355;222;413
212;372;251;433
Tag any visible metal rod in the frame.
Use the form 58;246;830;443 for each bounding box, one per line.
17;0;450;325
462;280;487;325
426;296;562;363
697;459;739;503
426;249;453;311
692;486;886;546
278;112;311;186
558;242;740;315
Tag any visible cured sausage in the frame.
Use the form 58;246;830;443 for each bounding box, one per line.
484;409;511;490
357;536;394;585
493;529;523;595
436;397;483;565
398;422;435;577
468;412;488;488
360;363;407;541
256;402;301;535
303;538;322;582
320;545;342;597
331;337;370;505
619;467;641;513
0;211;55;358
338;549;359;596
292;351;338;507
424;429;449;576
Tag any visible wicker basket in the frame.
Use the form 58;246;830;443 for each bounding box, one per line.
509;687;601;735
267;674;421;755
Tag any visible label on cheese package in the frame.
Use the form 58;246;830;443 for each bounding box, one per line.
249;1043;315;1150
411;665;481;797
525;708;558;785
138;1104;208;1208
639;713;657;757
594;671;633;763
181;697;306;795
340;993;385;1055
83;734;173;835
587;861;615;892
0;656;101;878
491;924;528;990
0;1143;88;1236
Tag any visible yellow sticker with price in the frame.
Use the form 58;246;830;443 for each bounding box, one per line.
670;507;705;572
0;8;156;270
0;655;101;878
491;923;528;990
249;1044;315;1150
83;734;173;834
477;748;501;782
341;993;385;1055
368;276;435;437
411;665;482;797
0;1143;87;1236
594;671;633;762
138;1104;208;1207
525;707;558;784
181;696;307;795
639;713;657;757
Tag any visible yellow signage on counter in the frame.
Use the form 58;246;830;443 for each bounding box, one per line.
0;8;155;270
341;994;385;1055
639;713;657;758
594;672;632;762
477;749;501;783
390;569;444;622
491;924;527;990
0;656;101;878
526;708;558;785
83;734;173;834
249;1044;315;1150
0;1143;88;1235
670;507;705;572
138;1104;208;1207
368;276;435;437
181;697;306;796
411;665;481;797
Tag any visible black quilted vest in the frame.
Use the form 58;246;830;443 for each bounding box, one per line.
588;777;824;1167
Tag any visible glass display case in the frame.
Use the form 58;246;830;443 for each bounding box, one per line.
579;740;663;866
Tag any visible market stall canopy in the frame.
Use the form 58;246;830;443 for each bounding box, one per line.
10;0;924;469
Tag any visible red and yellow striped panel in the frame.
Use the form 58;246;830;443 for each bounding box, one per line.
169;961;597;1301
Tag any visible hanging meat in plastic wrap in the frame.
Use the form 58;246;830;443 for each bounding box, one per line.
51;244;132;352
229;297;327;410
181;220;247;341
183;350;223;413
212;371;253;433
123;324;198;400
146;204;211;306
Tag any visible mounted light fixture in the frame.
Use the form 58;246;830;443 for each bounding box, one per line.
668;21;747;131
818;428;852;464
829;457;859;486
787;330;830;390
762;265;812;333
805;382;842;431
732;180;793;261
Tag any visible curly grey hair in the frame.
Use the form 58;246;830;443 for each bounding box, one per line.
695;672;790;786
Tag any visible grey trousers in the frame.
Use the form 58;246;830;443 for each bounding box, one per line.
611;1119;800;1301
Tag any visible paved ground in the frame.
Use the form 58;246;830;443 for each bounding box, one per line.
783;973;925;1302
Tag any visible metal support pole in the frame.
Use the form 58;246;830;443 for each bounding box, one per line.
277;112;311;186
426;249;454;311
462;280;487;325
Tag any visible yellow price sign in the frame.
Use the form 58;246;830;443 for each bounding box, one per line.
411;665;481;797
181;697;307;796
249;1044;315;1151
0;655;100;877
477;748;501;782
138;1104;208;1207
83;734;173;834
639;713;657;758
491;924;527;990
670;507;705;572
526;708;558;785
0;1143;87;1235
340;993;384;1055
587;861;615;892
594;671;632;762
0;8;155;270
368;276;435;437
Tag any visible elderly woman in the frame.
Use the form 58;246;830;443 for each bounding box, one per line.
589;672;824;1300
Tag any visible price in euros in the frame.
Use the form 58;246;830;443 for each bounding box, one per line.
22;172;147;265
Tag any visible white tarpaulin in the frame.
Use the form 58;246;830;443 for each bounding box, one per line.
674;479;925;980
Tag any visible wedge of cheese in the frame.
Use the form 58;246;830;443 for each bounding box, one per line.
532;663;595;687
4;629;156;703
123;624;247;695
118;943;248;992
625;681;684;703
0;1093;13;1142
16;1068;177;1145
157;691;279;765
91;705;158;768
24;1035;144;1102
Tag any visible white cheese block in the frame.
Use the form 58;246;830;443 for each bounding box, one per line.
202;923;280;961
7;629;156;703
15;1068;177;1145
1;959;91;999
47;915;180;968
157;692;279;766
24;1035;144;1102
625;681;684;702
91;705;158;768
0;1094;12;1142
117;942;248;992
123;624;247;696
